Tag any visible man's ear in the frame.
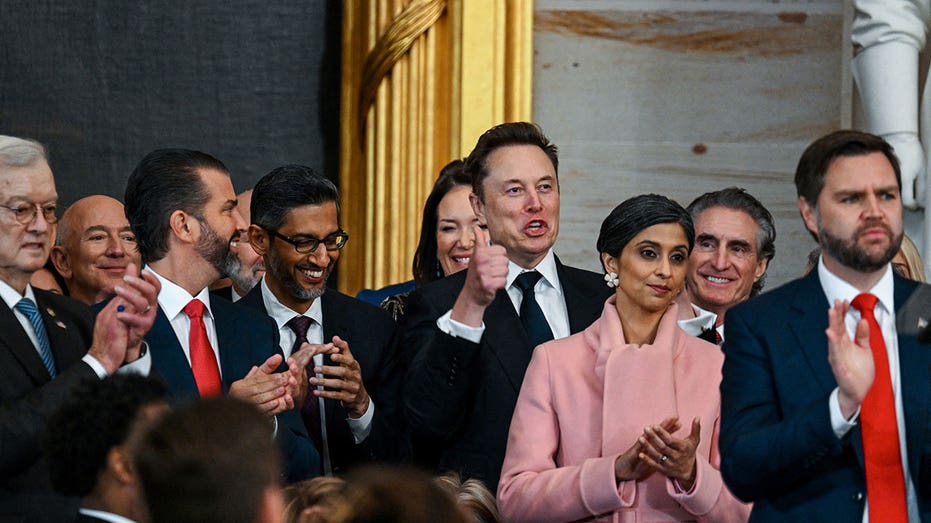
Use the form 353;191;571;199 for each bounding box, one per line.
107;446;135;485
469;191;486;225
50;246;72;279
169;210;196;244
798;197;819;239
248;224;269;256
753;257;769;282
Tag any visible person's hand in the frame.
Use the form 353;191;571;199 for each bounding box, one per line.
639;417;701;491
111;264;160;362
311;336;369;418
826;299;874;418
286;342;335;409
229;354;296;416
614;417;680;483
451;226;508;327
87;297;131;374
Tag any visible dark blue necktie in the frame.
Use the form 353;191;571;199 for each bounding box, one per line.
514;271;554;348
15;298;56;377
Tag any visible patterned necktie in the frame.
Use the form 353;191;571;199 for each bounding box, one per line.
183;299;222;397
850;293;908;523
514;271;554;348
287;315;330;474
14;298;56;377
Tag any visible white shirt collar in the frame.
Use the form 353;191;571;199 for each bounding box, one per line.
148;267;214;321
817;256;895;315
0;279;36;309
506;249;563;295
259;276;323;330
678;303;718;335
78;508;137;523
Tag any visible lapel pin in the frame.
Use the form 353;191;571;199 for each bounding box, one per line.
46;308;56;317
55;320;67;329
918;317;928;330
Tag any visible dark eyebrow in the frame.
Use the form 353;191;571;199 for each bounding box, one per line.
695;233;718;243
724;239;753;250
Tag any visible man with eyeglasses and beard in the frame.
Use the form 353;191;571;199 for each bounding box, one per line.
240;164;401;476
123;149;320;482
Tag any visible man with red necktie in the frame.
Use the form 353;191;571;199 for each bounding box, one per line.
720;130;929;522
123;148;320;482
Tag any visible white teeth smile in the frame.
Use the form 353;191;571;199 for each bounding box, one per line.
528;221;543;229
705;276;731;283
452;257;470;264
300;268;323;278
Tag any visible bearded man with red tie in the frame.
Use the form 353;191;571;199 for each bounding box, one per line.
123;149;320;482
720;130;930;521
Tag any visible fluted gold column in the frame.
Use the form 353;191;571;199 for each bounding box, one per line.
339;0;533;295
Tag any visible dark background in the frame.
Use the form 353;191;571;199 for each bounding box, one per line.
0;1;341;206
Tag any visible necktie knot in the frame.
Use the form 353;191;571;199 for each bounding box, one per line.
183;299;206;319
287;315;313;340
14;297;39;316
515;270;543;292
851;293;879;316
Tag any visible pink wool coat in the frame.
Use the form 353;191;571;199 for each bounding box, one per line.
498;296;749;523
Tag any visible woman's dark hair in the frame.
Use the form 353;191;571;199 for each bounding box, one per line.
412;159;472;286
596;194;694;270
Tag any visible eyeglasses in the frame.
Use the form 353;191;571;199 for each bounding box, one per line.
267;228;349;253
0;201;58;225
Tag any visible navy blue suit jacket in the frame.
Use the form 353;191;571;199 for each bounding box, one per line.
720;270;930;522
238;286;404;473
144;295;320;482
399;258;610;489
0;289;95;521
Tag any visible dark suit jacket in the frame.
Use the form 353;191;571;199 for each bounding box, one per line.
0;288;95;522
399;259;610;489
209;285;233;302
720;270;931;522
143;295;320;482
239;286;403;473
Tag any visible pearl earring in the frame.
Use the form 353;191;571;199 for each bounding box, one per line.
604;271;619;288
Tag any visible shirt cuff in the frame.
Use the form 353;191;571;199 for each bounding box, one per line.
347;399;375;444
81;353;109;379
117;342;152;376
437;309;485;343
829;387;859;438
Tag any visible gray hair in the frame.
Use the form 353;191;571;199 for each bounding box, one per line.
0;136;48;170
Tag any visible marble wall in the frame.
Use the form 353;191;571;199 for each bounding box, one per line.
534;0;847;289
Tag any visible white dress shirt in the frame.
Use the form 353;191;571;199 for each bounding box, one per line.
0;279;149;377
259;278;373;443
78;508;136;523
149;269;222;378
677;303;722;343
818;258;919;522
441;249;570;343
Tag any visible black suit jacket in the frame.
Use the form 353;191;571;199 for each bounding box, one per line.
720;270;931;522
239;286;403;473
0;288;96;521
399;259;610;489
142;295;320;482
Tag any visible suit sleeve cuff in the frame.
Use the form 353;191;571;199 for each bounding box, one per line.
829;387;859;439
116;342;152;376
347;399;375;444
437;309;484;343
81;353;109;378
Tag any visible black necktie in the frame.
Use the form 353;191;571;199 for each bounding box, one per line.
514;271;554;348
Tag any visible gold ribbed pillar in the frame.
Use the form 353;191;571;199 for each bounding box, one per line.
339;0;533;295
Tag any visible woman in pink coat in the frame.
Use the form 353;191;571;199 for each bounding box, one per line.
498;195;749;523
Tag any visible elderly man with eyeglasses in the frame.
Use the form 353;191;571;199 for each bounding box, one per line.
0;135;159;522
239;164;404;475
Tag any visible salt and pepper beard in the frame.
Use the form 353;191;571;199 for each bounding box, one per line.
195;218;240;281
266;245;328;302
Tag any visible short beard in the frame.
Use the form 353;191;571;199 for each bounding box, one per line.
817;213;901;273
268;250;327;302
227;257;263;295
196;219;238;279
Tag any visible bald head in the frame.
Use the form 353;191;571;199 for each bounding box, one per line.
51;195;141;304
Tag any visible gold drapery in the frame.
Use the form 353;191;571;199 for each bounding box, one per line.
339;0;533;295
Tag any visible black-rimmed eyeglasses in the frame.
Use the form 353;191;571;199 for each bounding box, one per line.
0;201;58;225
267;228;349;253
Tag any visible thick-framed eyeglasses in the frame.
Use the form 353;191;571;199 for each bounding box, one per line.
267;228;349;253
0;201;59;225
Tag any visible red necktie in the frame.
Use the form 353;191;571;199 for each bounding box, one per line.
850;293;908;522
184;299;222;397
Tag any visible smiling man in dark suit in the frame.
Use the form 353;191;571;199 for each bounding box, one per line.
123;149;319;482
399;122;611;489
240;165;400;476
0;135;159;521
720;130;930;521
